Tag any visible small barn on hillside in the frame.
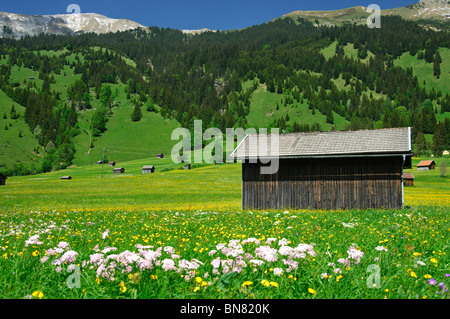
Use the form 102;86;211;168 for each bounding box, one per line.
230;127;412;210
443;150;449;156
184;164;191;170
403;172;415;186
61;176;72;180
417;160;435;171
113;167;125;174
0;173;7;186
156;153;164;159
108;161;116;167
142;165;155;174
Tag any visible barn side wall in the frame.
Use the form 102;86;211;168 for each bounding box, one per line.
242;157;403;210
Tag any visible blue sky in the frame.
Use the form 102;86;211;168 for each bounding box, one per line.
1;0;417;30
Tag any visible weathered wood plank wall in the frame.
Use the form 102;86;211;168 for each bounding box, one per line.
242;157;403;210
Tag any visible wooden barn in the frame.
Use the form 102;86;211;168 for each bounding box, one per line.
417;160;435;171
113;167;125;174
230;127;412;210
108;161;116;167
61;176;72;180
403;172;415;186
142;165;155;174
184;164;191;170
156;153;164;159
0;173;7;186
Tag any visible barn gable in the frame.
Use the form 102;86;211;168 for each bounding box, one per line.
231;128;412;210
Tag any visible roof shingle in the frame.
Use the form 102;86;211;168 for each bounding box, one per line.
417;160;434;167
231;127;411;159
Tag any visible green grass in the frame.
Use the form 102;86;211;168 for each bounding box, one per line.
321;41;374;63
3;52;182;169
0;156;449;299
247;84;349;130
0;90;42;173
404;157;450;207
394;47;450;96
72;84;181;166
0;161;242;212
1;156;449;213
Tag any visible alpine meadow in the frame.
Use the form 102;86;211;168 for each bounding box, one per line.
0;0;449;304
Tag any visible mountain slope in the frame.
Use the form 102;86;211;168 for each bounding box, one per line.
0;12;145;39
282;0;449;29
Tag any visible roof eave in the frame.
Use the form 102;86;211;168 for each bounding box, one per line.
233;152;412;160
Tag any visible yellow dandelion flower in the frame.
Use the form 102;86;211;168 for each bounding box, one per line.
242;281;253;287
269;281;278;288
32;250;39;256
430;258;438;264
308;288;316;295
410;272;417;278
195;277;203;284
120;285;127;293
261;280;270;287
193;286;200;292
424;274;432;279
32;291;44;299
201;281;208;287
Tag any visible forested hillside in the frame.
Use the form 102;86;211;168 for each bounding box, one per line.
1;15;449;176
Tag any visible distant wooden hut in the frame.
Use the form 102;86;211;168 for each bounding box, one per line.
230;127;412;210
61;176;72;180
108;161;116;167
156;153;164;159
184;164;191;170
113;167;125;174
403;172;414;186
142;165;155;174
29;77;34;80
0;173;7;186
443;150;449;156
417;160;435;171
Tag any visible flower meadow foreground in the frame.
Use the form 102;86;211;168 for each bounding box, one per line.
0;208;448;299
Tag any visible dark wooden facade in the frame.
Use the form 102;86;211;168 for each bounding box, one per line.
113;167;125;174
242;156;404;210
142;166;155;174
403;172;414;186
0;173;6;186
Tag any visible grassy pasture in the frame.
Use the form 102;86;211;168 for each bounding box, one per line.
246;84;349;130
394;48;450;96
0;157;449;299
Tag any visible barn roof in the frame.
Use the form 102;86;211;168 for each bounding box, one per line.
142;165;155;170
0;173;7;179
417;160;435;167
230;127;412;159
403;172;415;179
